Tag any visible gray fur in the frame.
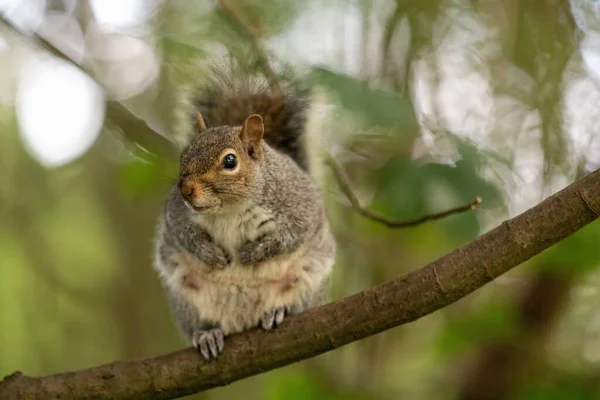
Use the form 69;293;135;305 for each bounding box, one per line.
163;188;232;269
236;146;324;264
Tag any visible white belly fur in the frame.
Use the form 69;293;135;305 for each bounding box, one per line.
159;202;333;335
165;246;331;335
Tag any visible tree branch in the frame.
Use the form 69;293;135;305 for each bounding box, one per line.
0;16;177;161
324;152;482;227
1;167;599;399
216;0;282;93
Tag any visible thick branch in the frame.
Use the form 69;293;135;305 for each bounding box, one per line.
1;168;599;399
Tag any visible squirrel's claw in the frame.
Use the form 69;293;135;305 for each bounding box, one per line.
193;328;224;360
260;307;287;330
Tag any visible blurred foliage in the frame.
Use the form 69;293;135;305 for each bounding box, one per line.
1;0;600;400
536;222;600;276
266;371;374;400
516;376;599;400
371;136;504;241
118;145;178;198
311;66;418;130
434;301;520;360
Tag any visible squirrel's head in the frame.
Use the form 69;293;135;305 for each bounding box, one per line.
177;112;265;214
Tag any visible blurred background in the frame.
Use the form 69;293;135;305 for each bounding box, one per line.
1;0;600;399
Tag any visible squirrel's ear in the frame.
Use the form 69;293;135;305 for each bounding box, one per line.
239;114;264;159
197;112;207;133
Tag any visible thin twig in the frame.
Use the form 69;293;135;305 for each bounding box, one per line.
324;152;482;228
380;0;403;80
217;0;282;93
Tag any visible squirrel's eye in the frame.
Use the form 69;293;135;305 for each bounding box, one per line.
222;153;237;170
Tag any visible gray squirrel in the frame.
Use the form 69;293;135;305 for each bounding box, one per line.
152;61;336;360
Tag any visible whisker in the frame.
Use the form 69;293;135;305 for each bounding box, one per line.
213;190;243;197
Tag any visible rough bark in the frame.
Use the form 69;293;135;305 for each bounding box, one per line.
1;168;599;400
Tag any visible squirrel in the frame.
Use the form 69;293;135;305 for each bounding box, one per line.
152;60;336;360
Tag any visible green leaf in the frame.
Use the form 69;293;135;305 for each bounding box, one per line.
311;67;418;131
161;36;207;64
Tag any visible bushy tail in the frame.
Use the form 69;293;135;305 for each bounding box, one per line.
192;58;311;170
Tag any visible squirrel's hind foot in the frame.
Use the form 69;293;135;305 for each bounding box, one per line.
193;328;225;360
260;307;288;330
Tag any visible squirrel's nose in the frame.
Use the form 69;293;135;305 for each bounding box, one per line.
180;181;197;199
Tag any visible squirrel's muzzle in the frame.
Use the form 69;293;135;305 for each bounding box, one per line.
179;179;221;213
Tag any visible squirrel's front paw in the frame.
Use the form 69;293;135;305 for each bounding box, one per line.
238;235;280;264
238;239;264;264
208;247;231;269
260;307;288;330
192;328;225;360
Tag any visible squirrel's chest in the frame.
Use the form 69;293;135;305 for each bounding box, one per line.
195;204;272;256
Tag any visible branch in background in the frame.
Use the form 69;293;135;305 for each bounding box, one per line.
217;0;282;93
104;101;176;160
1;168;599;399
0;16;177;161
325;153;482;228
380;0;403;81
